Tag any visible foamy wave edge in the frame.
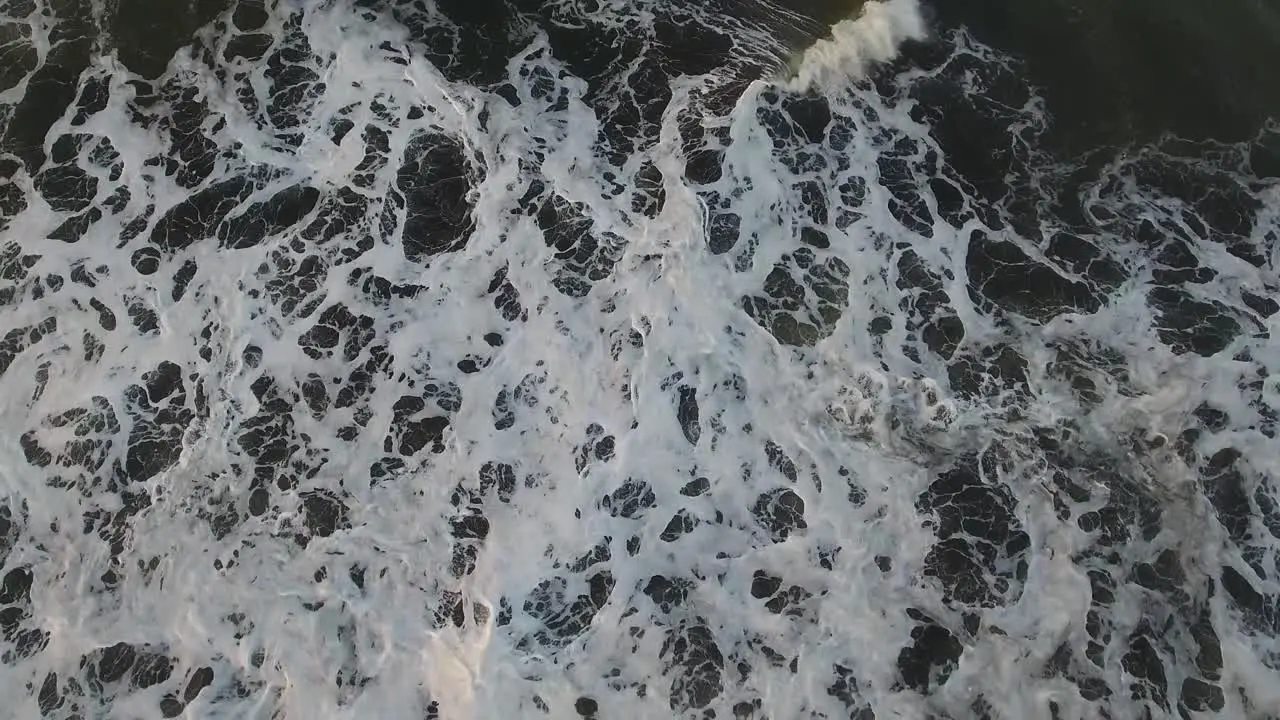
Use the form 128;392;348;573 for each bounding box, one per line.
787;0;926;91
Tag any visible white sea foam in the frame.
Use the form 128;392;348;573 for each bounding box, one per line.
786;0;927;91
0;0;1278;718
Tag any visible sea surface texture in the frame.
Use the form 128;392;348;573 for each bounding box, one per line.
1;0;1278;718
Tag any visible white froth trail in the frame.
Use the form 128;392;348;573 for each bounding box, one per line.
787;0;927;91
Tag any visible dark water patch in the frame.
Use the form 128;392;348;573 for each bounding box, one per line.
893;35;1032;206
946;344;1029;402
897;608;962;692
1147;287;1243;357
220;184;320;249
516;570;616;652
751;487;807;542
531;193;624;297
396;133;479;263
384;395;450;457
743;253;850;346
122;361;195;484
916;455;1029;607
2;10;91;173
0;8;38;97
966;229;1102;321
151;178;255;252
262;16;326;147
171;258;199;300
232;0;269;32
224;32;274;63
893;248;964;360
644;574;692;613
360;0;524;86
35;156;98;212
604;478;657;520
109;0;233;79
661;621;724;711
48;207;102;243
925;0;1280;154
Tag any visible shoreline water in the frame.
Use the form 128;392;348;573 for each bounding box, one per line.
923;0;1280;154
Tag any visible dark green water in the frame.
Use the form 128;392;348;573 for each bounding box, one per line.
928;0;1280;154
110;0;234;78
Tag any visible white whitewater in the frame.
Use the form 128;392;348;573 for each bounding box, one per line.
0;0;1277;718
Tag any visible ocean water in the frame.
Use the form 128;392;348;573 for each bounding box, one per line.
1;0;1278;718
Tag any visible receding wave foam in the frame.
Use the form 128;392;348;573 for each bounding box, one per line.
0;0;1277;718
